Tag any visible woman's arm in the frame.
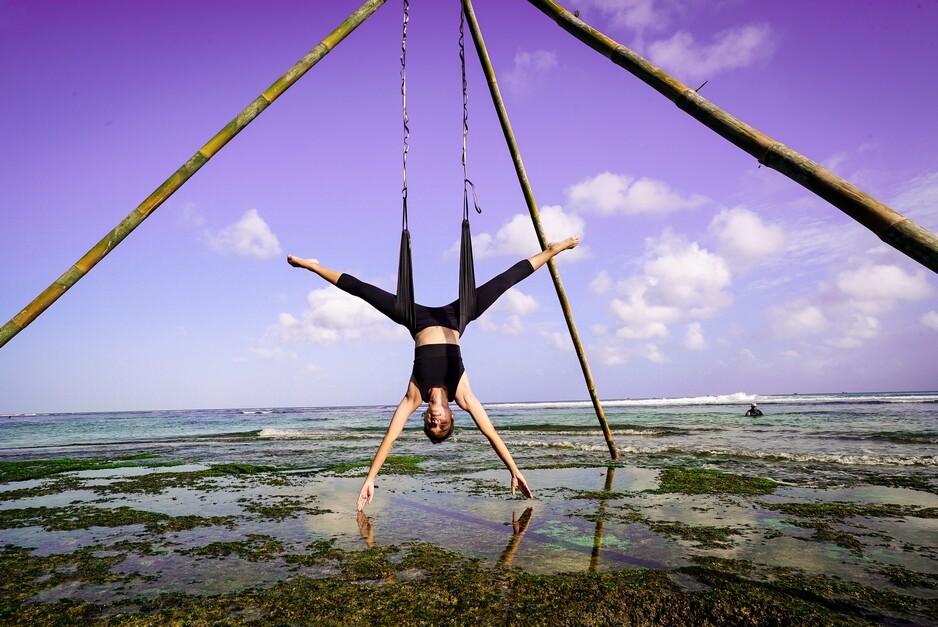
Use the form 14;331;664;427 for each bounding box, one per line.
357;379;423;511
455;376;533;499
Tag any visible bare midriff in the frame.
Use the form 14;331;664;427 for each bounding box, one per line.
415;326;460;347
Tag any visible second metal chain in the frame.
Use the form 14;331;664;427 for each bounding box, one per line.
460;4;481;220
401;0;410;230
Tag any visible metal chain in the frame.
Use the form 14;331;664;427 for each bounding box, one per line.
460;4;481;220
401;0;410;230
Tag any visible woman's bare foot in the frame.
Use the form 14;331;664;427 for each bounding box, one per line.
287;256;343;285
527;236;580;271
548;235;579;253
287;255;319;270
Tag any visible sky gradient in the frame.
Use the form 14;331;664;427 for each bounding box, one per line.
2;0;937;413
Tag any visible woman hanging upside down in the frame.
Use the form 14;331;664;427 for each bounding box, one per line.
287;235;579;511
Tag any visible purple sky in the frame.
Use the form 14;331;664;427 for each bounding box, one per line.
2;0;937;413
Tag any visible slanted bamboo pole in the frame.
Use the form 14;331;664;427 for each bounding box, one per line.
0;0;387;349
528;0;938;275
462;0;619;459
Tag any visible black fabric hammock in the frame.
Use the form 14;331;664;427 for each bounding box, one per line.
394;1;480;336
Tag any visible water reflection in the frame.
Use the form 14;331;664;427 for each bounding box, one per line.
355;506;536;568
590;466;616;572
357;510;376;548
497;507;534;568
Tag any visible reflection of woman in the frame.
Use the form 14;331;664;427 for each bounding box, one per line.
356;507;533;567
288;236;579;511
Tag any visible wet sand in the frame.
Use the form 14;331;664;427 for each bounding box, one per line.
1;456;936;624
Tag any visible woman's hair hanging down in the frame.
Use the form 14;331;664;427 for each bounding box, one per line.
423;392;455;443
424;417;455;443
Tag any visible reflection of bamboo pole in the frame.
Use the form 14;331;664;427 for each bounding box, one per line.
528;0;938;275
589;466;616;572
462;0;618;460
0;0;387;349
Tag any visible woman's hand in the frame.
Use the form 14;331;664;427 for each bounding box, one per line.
357;478;375;511
511;472;533;499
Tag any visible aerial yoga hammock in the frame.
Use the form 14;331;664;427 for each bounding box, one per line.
286;1;580;511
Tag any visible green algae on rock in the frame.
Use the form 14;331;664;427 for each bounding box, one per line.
325;456;426;476
6;544;933;626
650;467;778;495
0;505;236;533
0;455;168;482
762;501;938;520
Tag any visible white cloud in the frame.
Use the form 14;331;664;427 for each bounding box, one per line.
265;285;408;345
825;314;879;349
591;340;667;366
641;233;732;312
708;206;785;269
683;322;707;350
591;323;610;337
177;201;205;227
641;343;667;364
586;0;669;32
647;24;775;83
836;264;933;314
922;311;938;331
205;209;282;259
593;342;630;366
570;0;671;50
477;288;540;335
611;295;673;339
589;270;612;295
608;231;731;340
768;301;829;338
567;172;708;216
249;347;298;362
504;49;558;96
470;205;588;261
892;171;938;228
540;330;573;352
304;364;326;378
769;261;933;350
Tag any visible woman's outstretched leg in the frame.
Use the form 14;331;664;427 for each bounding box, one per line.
470;235;580;321
527;235;579;271
287;255;342;285
288;255;407;327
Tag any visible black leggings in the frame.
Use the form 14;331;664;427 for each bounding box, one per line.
335;259;535;338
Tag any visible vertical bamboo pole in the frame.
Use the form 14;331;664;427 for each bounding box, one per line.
0;0;387;349
462;0;618;459
528;0;938;275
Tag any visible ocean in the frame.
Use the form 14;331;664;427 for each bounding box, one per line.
3;391;935;474
2;391;937;623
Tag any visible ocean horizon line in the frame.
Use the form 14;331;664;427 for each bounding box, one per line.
3;389;938;418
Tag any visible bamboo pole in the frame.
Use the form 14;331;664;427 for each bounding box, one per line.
528;0;938;275
0;0;387;349
462;0;619;459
